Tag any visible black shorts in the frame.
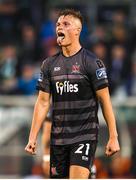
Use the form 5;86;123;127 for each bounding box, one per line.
50;140;97;178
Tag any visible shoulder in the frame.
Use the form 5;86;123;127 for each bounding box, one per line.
42;52;61;68
82;49;106;71
50;51;61;61
82;48;98;68
83;48;97;61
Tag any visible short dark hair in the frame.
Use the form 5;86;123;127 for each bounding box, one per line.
58;9;83;25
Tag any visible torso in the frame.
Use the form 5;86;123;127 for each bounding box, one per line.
38;48;108;145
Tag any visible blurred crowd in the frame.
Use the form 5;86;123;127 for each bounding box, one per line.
0;1;136;97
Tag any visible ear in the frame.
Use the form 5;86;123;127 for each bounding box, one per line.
75;27;81;36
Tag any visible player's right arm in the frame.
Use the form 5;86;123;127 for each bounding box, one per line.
25;90;51;155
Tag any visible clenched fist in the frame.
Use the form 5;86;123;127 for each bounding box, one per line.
25;141;37;155
105;137;120;156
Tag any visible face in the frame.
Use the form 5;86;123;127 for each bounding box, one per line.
56;15;81;47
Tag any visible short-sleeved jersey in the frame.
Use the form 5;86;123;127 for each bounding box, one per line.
37;48;108;145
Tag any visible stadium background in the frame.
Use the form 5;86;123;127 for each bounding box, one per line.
0;0;136;178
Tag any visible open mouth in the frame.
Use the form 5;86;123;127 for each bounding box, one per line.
57;32;65;40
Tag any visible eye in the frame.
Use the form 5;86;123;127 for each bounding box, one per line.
64;22;70;26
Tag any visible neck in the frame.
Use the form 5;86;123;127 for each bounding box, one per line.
61;42;81;57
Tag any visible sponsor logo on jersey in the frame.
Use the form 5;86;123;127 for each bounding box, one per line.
54;67;61;71
96;68;107;79
56;81;78;95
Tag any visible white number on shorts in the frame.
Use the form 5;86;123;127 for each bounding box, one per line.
85;143;90;155
75;144;84;154
75;143;90;155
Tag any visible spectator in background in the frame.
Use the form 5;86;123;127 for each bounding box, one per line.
125;51;136;96
109;10;131;51
89;26;111;71
111;25;128;46
0;0;18;44
109;44;127;95
79;13;90;48
16;64;37;95
112;10;127;26
91;41;109;68
40;8;59;57
89;25;109;45
19;23;41;69
0;44;18;94
29;0;43;31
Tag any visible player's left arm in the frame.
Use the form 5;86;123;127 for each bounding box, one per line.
96;87;120;156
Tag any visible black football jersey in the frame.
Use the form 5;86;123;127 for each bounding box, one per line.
37;48;108;145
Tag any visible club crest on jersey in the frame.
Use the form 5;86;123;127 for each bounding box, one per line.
71;63;80;74
96;68;107;79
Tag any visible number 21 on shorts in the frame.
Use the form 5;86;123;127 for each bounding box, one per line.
75;143;90;156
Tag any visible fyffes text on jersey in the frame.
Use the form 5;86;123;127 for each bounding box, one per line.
56;81;78;95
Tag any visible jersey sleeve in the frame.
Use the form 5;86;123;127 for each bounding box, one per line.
36;58;51;93
85;56;109;91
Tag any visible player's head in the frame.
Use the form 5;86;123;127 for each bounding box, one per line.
56;9;83;46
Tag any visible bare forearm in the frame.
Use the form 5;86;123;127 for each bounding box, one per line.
96;88;120;156
29;99;50;142
96;88;118;138
100;97;118;138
